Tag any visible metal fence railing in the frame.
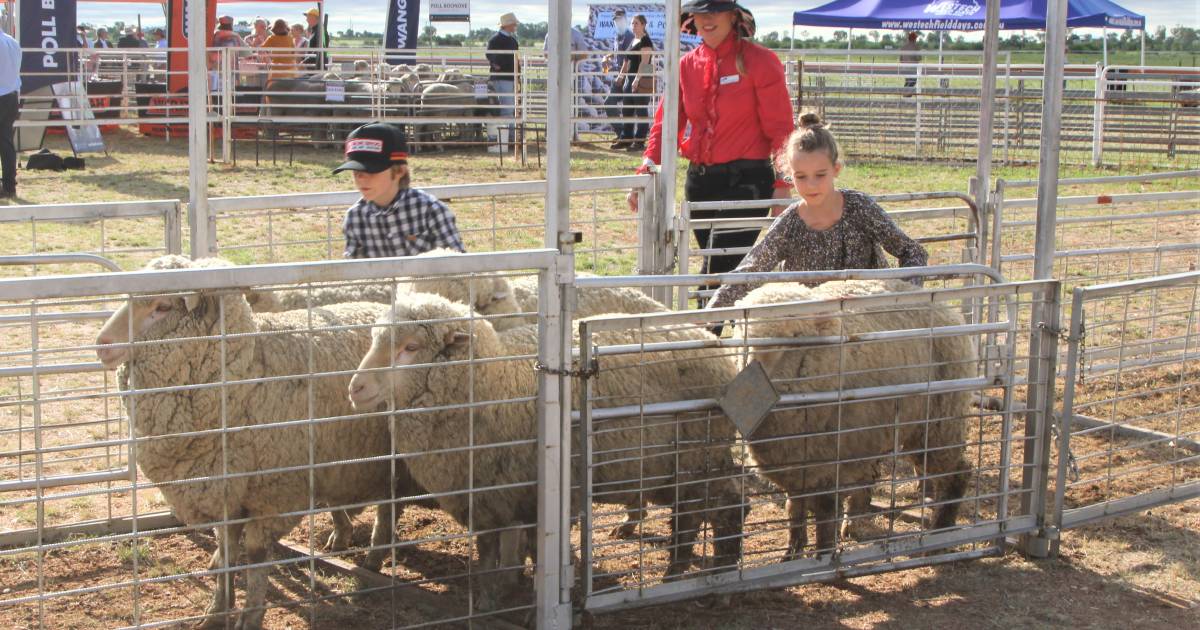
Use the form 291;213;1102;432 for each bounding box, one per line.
1054;270;1200;535
0;199;183;275
15;46;1200;168
206;174;654;276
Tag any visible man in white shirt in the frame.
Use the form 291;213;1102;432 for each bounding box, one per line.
0;28;22;197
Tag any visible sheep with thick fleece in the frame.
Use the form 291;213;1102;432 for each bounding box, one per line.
347;294;744;607
731;279;975;557
94;255;424;630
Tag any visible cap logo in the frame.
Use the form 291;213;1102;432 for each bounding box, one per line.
346;138;384;154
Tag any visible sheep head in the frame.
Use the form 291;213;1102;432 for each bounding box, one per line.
94;256;255;370
349;294;494;412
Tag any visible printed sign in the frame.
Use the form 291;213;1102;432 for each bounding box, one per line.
385;0;422;64
430;0;470;22
19;0;76;92
52;81;106;154
346;138;384;153
325;81;345;103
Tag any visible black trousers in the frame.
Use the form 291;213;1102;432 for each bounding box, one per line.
0;90;16;192
621;77;650;140
685;159;776;304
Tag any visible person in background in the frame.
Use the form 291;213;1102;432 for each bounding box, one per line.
302;8;327;70
212;15;243;48
605;8;636;149
486;13;521;153
244;17;270;48
94;28;113;49
290;23;308;48
264;19;300;83
117;26;140;48
706;113;928;310
154;29;168;49
75;26;91;49
0;27;22;199
618;14;654;152
337;123;465;258
627;0;794;307
900;31;921;93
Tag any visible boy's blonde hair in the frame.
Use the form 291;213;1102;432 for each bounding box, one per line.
776;112;841;173
391;163;411;189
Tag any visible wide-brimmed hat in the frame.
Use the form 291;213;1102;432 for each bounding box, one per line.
499;13;520;28
333;124;409;174
681;0;756;39
304;8;320;18
217;15;234;26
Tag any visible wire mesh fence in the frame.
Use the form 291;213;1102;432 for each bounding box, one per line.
574;275;1059;612
1055;271;1200;532
0;251;563;629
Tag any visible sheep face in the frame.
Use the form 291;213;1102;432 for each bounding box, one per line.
471;276;519;318
348;297;476;411
95;290;250;370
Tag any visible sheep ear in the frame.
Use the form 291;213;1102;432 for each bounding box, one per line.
444;330;471;348
183;293;202;312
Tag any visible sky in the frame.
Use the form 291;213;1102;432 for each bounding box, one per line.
77;1;1198;38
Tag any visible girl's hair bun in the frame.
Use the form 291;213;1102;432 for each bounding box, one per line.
798;112;824;129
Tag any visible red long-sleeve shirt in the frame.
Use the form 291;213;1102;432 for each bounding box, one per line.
644;36;794;169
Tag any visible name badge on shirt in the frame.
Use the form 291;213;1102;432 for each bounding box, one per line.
719;74;740;85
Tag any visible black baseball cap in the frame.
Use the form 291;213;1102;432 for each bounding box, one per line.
333;123;409;174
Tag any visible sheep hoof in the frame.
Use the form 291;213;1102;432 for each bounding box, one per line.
324;530;351;552
360;550;386;574
608;522;638;540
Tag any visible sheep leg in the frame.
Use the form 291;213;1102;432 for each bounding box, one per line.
784;495;808;561
664;507;701;579
236;519;289;630
473;531;505;612
929;455;971;531
608;501;646;540
811;491;841;555
208;521;244;571
362;501;403;573
325;508;362;551
708;484;744;573
198;524;240;629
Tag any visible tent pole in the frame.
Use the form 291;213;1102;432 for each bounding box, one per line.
1102;27;1107;66
975;0;1001;266
790;24;795;51
1139;29;1144;66
848;28;852;54
938;32;944;65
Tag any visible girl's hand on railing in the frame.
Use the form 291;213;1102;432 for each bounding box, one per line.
769;186;792;217
627;189;639;214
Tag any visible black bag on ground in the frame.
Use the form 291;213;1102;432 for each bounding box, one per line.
26;149;65;171
62;157;85;170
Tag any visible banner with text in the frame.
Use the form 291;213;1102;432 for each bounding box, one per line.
384;0;422;64
429;0;470;23
19;0;76;92
167;0;217;92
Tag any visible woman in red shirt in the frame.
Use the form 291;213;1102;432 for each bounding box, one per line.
628;0;794;305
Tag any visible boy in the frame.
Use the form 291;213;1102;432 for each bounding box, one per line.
336;123;465;258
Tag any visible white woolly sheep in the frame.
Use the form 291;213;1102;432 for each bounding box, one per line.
94;255;425;630
347;293;744;608
731;279;975;557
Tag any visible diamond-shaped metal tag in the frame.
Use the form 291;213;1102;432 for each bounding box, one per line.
718;360;780;438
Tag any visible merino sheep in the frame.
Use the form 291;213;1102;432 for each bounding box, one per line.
732;279;975;557
347;294;744;608
94;255;426;630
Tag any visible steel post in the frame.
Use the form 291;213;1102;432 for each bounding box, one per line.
539;2;573;627
187;2;213;256
658;1;682;306
975;0;1001;230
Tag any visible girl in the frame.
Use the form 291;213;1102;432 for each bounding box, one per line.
706;112;928;309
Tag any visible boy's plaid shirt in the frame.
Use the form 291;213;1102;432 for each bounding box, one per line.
343;187;465;258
